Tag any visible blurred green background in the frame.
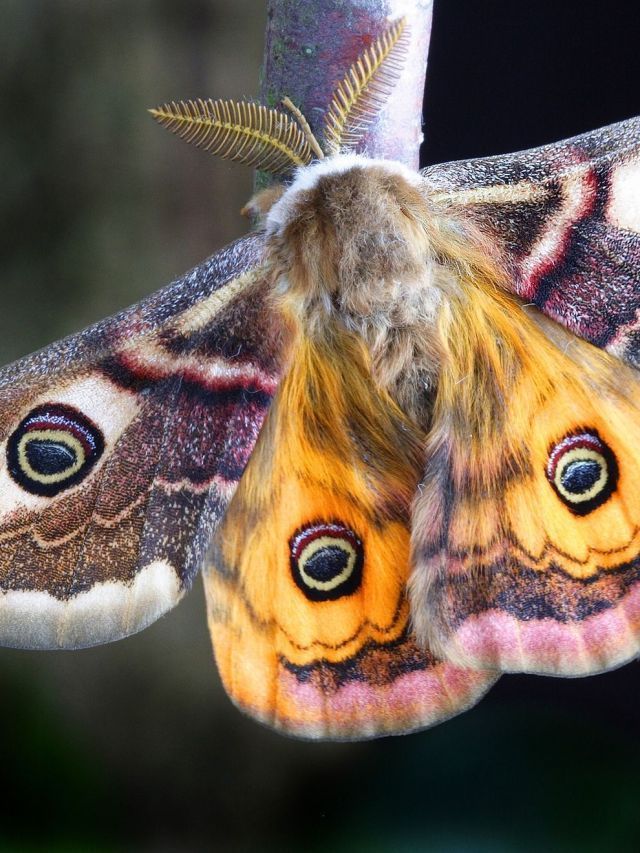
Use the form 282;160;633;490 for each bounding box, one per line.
1;2;640;851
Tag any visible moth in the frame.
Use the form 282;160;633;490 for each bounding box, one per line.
2;16;640;740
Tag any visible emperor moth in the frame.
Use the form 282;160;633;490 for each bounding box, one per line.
2;15;640;741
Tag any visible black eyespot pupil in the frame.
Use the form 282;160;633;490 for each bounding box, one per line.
560;459;602;494
304;546;349;583
25;440;77;476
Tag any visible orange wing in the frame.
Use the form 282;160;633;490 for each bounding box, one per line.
411;281;640;677
205;330;495;740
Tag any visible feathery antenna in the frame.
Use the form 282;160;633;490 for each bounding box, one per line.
323;18;409;156
150;18;409;174
149;99;314;174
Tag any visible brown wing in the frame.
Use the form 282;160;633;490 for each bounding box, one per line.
423;116;640;366
0;235;288;650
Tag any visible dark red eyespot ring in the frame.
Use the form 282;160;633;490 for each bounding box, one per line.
289;521;363;601
7;404;104;497
546;429;618;515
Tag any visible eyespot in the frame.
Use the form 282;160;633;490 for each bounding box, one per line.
7;404;105;497
546;430;618;515
289;521;363;601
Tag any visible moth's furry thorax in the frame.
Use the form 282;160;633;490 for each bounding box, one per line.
260;154;498;424
260;156;440;421
265;155;440;328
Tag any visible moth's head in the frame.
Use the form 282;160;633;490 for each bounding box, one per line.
149;17;417;328
263;155;434;324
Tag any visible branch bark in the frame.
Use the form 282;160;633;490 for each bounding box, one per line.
260;0;434;175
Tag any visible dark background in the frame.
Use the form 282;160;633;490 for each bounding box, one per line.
1;1;640;851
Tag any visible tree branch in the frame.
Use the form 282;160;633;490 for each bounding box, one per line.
260;0;434;176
